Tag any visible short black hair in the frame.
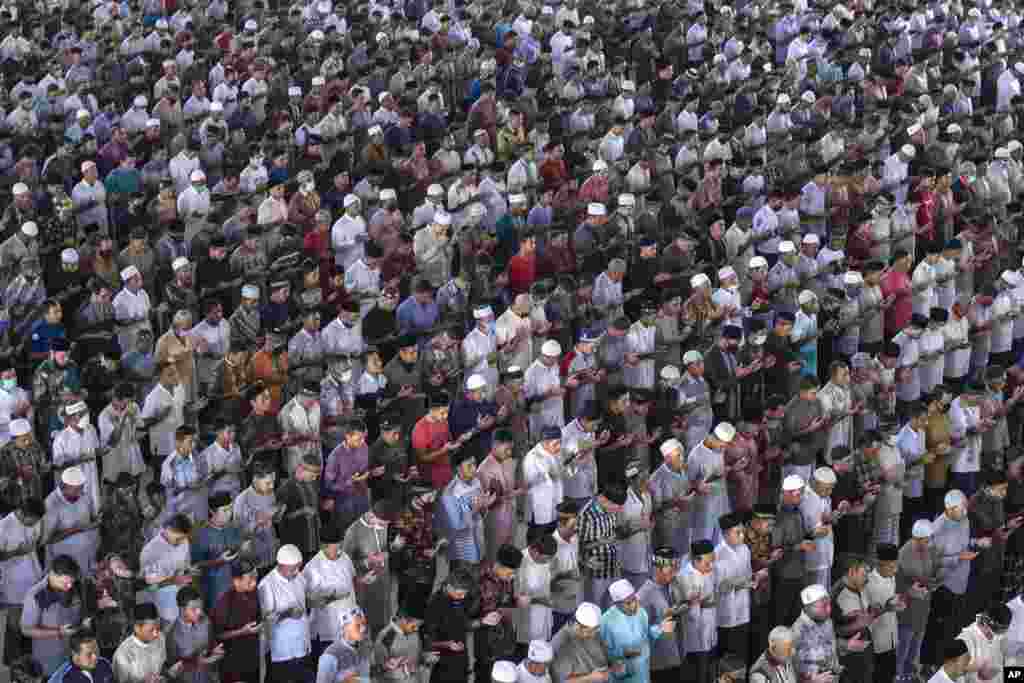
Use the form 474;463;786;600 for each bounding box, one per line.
167;513;193;535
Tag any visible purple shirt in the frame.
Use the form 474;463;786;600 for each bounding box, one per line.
323;443;369;500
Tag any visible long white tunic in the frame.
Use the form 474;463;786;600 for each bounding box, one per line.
686;442;730;546
113;287;152;353
496;308;533;372
523;443;564;526
714;541;751;628
678;560;717;653
141;383;186;457
958;621;1004;683
0;511;42;605
524;359;564;439
302;550;358;642
623;322;656;390
799;486;834;572
43;486;99;575
618;487;652;576
139;532;191;623
258;569;312;662
52;425;102;514
99;403;146;482
517;549;553;643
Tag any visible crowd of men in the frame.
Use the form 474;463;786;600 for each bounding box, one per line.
6;0;1024;682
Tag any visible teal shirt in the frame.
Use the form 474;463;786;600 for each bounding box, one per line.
599;604;665;683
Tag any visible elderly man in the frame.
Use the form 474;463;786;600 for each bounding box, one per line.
636;546;686;683
43;467;100;576
259;545;313;683
52;401;102;515
792;584;841;683
649;438;694;558
749;626;799;683
517;640;555;683
524;427;567;538
525;340;566;440
687;422;735;547
600;578;677;683
113;265;152;354
800;467;843;589
896;519;941;680
593;259;626;330
550;602;609;681
774;475;815;627
679;350;714;452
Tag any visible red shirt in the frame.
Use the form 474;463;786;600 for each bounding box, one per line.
412;417;452;489
881;269;912;336
507;253;537;295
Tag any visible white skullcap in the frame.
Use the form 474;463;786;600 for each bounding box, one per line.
618;193;635;207
660;365;681;380
62;466;86;486
801;584;828;605
288;86;302;97
528;641;553;663
310;29;325;40
1009;140;1023;153
778;240;796;254
683;350;703;365
244;19;258;29
777;94;791;105
172;257;190;272
749;255;768;269
66;401;88;416
912;519;933;538
1016;63;1024;75
583;14;594;23
608;579;635;603
814;467;837;484
9;419;30;437
380;188;397;200
210;101;223;112
593;159;608;172
155;19;168;28
691;273;710;288
801;91;816;104
80;161;96;173
714;54;727;65
76;109;90;119
368;125;383;136
473;305;494;319
20;222;37;237
343;194;360;208
587;203;606;216
714;422;736;443
996;148;1011;159
718;266;736;280
907;123;922;136
427;184;444;196
541;340;562;357
509;194;528;205
946;124;962;135
11;183;28;195
782;474;805;491
660;438;683;456
132;94;149;108
466;374;487;391
241;284;260;299
576;602;601;627
798;290;817;305
474;129;488;138
378;91;391;104
1003;270;1022;286
968;7;981;17
944;489;966;508
121;266;140;281
844;271;863;285
62;249;79;265
900;144;916;159
434;211;452;226
146;118;161;128
312;76;326;87
491;661;518;683
802;233;820;245
542;5;553;14
277;544;303;565
190;169;206;182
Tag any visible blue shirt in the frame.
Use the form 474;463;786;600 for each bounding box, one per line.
396;297;439;336
191;524;243;610
48;659;115;683
30;321;66;355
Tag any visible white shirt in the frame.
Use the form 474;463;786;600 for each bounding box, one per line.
258;569;311;662
302;550;358;641
522;443;564;525
331;214;367;270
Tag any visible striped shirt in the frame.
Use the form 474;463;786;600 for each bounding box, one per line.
578;497;620;580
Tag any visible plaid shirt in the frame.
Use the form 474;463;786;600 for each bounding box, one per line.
747;525;774;571
579;498;620;580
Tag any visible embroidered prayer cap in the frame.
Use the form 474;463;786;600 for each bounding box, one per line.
608;579;635;603
800;584;828;605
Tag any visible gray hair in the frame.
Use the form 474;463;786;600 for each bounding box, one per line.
608;258;627;273
768;626;794;650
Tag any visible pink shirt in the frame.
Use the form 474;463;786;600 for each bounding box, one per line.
881;269;912;336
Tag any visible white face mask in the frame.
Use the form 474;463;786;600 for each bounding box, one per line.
302;182;315;193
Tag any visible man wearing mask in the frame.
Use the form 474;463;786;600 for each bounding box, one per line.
705;325;749;424
279;382;323;475
113;266;152;354
687;422;735;547
0;415;46;513
52;401;102;516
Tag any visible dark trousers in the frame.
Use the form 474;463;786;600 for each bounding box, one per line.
268;656;314;683
900;496;926;544
526;521;556;544
652;666;682;683
950;471;979;499
840;650;874;683
718;623;749;665
686;651;714;683
925;487;948;519
875;649;896;683
923;587;960;666
553;611;573;635
774;576;804;629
